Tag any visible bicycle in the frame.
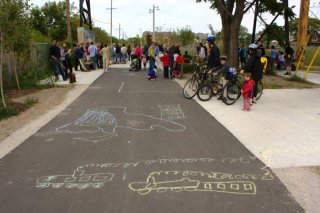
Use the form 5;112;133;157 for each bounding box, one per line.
196;71;223;101
222;73;263;105
182;64;205;99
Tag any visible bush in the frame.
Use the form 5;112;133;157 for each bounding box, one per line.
24;97;38;107
0;107;19;120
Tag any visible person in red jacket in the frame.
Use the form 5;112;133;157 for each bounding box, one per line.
241;72;255;111
160;50;170;78
172;53;184;78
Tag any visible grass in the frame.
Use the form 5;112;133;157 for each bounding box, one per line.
286;74;309;83
0;107;19;120
24;97;38;107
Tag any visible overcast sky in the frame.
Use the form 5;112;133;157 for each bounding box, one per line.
29;0;319;38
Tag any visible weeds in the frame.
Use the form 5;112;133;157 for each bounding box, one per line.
24;97;38;107
0;107;19;120
286;74;309;83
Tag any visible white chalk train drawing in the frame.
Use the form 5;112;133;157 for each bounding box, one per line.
56;106;186;142
158;104;186;120
36;169;114;189
128;171;256;195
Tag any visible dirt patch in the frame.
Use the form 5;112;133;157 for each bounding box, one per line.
182;74;319;89
0;85;74;142
310;167;320;175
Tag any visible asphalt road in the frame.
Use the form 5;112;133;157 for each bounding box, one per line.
0;67;303;213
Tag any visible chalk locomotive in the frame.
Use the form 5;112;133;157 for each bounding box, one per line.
36;169;114;189
128;171;256;195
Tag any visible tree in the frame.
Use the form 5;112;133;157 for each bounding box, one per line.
175;26;195;46
261;24;286;47
66;0;71;40
92;27;110;44
196;0;289;67
0;0;31;107
289;18;320;40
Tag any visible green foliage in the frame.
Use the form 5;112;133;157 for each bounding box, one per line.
19;67;54;89
176;26;195;46
286;74;308;83
0;0;32;54
289;18;320;40
92;27;110;44
0;107;19;120
263;24;286;47
24;97;38;107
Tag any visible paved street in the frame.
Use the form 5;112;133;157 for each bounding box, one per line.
0;66;303;212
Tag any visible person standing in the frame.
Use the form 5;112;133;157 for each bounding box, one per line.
88;42;98;69
50;39;67;81
241;72;255;111
100;44;110;72
160;50;170;78
284;43;294;75
242;43;263;103
269;45;278;71
147;42;157;80
73;43;83;71
134;44;142;70
198;43;206;63
239;44;247;68
127;44;132;61
207;35;221;69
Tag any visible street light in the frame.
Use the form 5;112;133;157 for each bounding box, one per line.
149;5;159;41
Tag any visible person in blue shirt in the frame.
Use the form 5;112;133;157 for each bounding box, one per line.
239;44;247;68
269;45;278;70
88;42;98;69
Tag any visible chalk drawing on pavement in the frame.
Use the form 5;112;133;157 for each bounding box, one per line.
158;104;186;120
56;106;186;143
35;156;274;193
36;169;114;189
128;171;256;195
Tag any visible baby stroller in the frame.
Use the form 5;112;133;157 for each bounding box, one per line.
171;62;183;79
129;55;139;71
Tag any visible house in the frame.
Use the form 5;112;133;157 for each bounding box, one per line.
308;30;320;46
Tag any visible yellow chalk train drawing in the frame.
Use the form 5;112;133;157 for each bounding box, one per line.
36;169;114;189
128;171;256;195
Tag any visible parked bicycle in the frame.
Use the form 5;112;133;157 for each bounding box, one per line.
183;63;205;99
196;70;223;101
222;70;263;105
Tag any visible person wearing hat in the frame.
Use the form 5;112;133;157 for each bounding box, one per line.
207;35;221;69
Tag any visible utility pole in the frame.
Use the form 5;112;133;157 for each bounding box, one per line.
106;0;116;45
119;23;121;40
66;0;71;39
149;5;159;41
139;28;142;47
296;0;310;68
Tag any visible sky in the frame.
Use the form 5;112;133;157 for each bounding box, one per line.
29;0;320;39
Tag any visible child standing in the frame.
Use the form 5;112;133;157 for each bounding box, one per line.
241;72;255;111
160;50;170;78
278;51;285;70
141;54;147;70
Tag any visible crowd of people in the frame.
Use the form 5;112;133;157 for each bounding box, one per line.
50;35;295;111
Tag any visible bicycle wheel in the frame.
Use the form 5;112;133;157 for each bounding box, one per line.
256;81;263;101
183;78;199;99
197;84;213;101
222;82;241;105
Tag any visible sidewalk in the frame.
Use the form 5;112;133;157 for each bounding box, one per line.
175;70;320;213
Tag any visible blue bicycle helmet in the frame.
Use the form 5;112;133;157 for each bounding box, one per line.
248;43;257;49
207;35;215;42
